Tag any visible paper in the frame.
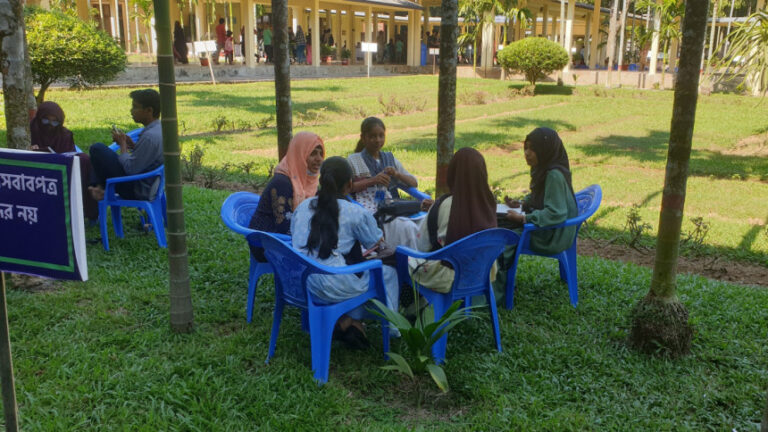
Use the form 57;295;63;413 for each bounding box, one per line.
497;203;523;215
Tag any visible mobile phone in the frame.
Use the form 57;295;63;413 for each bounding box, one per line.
111;124;122;134
362;244;379;257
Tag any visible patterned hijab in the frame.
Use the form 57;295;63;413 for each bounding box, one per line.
274;132;325;210
526;127;575;211
445;147;497;245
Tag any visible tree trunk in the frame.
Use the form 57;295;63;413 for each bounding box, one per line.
606;0;620;87
152;0;195;333
616;0;629;86
629;0;709;358
436;0;458;196
272;0;292;161
1;0;32;149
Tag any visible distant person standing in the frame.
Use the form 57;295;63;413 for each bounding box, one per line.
224;30;235;65
263;24;273;63
295;25;306;64
240;26;246;63
215;18;226;64
173;21;188;64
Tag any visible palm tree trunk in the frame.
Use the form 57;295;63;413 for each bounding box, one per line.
436;0;458;196
272;0;292;160
1;0;33;150
153;0;195;333
660;39;669;89
628;0;709;358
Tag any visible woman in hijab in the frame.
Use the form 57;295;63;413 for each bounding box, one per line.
248;132;325;261
30;101;99;222
408;147;497;293
173;21;189;64
494;127;578;294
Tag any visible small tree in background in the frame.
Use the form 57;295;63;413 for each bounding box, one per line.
497;37;568;86
25;7;126;103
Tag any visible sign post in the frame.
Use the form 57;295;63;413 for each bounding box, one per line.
193;40;218;85
0;272;18;432
429;47;439;75
361;42;377;78
0;150;88;430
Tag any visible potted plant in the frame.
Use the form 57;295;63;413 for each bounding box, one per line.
321;44;334;64
341;47;351;65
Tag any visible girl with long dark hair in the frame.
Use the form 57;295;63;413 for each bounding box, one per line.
291;157;400;346
409;148;498;292
347;117;420;248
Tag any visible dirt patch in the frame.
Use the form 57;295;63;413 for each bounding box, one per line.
233;148;278;158
579;237;768;288
723;133;768;157
7;274;63;293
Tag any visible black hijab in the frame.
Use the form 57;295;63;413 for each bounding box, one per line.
525;127;575;211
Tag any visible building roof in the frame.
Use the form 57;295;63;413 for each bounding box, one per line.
341;0;423;11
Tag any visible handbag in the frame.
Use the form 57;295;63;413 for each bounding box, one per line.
373;199;422;225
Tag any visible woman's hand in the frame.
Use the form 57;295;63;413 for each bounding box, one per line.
420;198;434;212
504;195;522;208
505;210;525;224
371;171;391;187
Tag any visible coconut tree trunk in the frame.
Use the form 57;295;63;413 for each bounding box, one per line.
435;0;458;196
153;0;195;333
1;0;33;149
272;0;292;160
617;0;629;85
629;0;709;357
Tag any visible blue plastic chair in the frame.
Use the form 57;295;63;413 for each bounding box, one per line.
220;191;290;323
253;231;391;383
504;185;603;310
395;228;520;364
98;165;167;251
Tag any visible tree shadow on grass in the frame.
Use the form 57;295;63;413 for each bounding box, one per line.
489;116;576;136
585;130;768;181
589;188;663;226
738;214;768;252
507;82;574;96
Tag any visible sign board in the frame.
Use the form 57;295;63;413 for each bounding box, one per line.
193;40;218;53
361;42;378;52
0;150;87;281
429;48;440;55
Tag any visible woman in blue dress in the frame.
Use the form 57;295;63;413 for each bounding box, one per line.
292;156;399;347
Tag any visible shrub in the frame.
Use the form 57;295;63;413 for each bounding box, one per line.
497;37;568;86
25;7;127;103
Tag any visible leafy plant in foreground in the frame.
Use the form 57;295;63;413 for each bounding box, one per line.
369;294;476;398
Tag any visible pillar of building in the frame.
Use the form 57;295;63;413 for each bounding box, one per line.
422;5;430;39
122;0;132;51
588;0;602;68
480;10;494;69
241;0;255;66
336;9;343;56
76;0;90;21
312;0;321;66
291;6;298;32
584;11;591;60
542;7;548;38
563;0;575;71
648;1;661;75
366;6;373;68
347;9;356;63
412;9;422;66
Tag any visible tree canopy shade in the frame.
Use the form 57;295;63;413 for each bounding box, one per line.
497;37;568;86
25;7;126;103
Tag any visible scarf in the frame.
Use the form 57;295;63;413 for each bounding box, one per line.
360;149;399;196
444;147;497;245
30;101;75;153
274;132;325;210
525;127;575;211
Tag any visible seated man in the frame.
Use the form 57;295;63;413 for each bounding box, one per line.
88;89;163;202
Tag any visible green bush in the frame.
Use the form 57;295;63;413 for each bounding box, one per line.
497;37;569;87
25;7;127;103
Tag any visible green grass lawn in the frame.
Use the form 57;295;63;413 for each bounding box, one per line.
2;76;768;429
